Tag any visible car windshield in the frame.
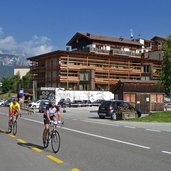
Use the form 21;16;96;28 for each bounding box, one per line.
100;101;111;107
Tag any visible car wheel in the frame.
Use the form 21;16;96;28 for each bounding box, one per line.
99;115;105;119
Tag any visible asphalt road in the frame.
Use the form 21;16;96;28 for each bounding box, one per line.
0;106;171;171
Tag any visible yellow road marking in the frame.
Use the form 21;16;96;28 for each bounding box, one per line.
17;139;27;143
8;134;15;138
31;147;42;152
47;155;63;164
71;168;81;171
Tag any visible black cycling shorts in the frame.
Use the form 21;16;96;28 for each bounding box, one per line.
43;114;55;124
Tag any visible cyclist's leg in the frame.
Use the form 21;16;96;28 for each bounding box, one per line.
58;113;61;120
43;115;50;139
56;113;62;124
8;112;14;131
44;123;49;134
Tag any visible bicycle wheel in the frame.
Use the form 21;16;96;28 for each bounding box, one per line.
51;130;60;153
8;123;12;133
13;120;17;135
43;130;50;148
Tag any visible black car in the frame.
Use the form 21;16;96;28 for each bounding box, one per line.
92;99;104;106
98;100;141;120
58;98;71;108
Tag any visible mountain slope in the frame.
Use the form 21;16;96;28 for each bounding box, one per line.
0;54;28;80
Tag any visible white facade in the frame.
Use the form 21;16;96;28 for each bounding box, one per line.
14;67;30;78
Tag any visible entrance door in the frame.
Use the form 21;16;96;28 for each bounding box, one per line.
135;94;150;114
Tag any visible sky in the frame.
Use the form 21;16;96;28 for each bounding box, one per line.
0;0;170;58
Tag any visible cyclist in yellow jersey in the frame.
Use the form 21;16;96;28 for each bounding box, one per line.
8;98;21;131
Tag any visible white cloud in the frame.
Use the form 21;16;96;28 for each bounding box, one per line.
0;27;54;58
19;35;54;57
0;36;17;51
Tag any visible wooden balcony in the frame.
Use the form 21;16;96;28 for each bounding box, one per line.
59;76;79;83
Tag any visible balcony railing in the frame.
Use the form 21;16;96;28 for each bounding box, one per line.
76;47;141;57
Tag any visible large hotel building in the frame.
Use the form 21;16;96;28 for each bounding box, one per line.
27;32;165;91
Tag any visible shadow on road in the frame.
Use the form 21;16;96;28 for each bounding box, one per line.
0;129;11;134
88;116;100;119
17;142;45;150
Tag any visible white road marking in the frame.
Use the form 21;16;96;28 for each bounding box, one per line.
124;126;136;129
146;129;161;132
23;118;43;124
72;119;78;120
82;119;119;126
23;118;150;149
162;151;171;155
64;127;151;149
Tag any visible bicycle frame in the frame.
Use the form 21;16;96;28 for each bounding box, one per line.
9;114;19;135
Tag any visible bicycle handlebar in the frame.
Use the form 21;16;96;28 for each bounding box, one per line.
49;120;64;127
50;120;58;125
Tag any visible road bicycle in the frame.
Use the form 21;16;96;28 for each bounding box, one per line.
43;120;63;153
8;113;20;135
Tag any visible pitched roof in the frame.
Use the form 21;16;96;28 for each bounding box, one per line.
111;80;164;93
151;36;166;41
66;32;142;46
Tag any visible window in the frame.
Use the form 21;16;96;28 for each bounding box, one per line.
156;94;163;103
141;76;150;80
80;71;90;81
141;65;151;73
124;94;135;102
151;94;163;103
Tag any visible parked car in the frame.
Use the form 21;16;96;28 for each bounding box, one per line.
58;98;71;107
71;100;84;106
82;100;92;104
4;99;12;106
98;100;141;120
92;99;104;106
4;96;18;107
39;100;50;113
28;100;49;109
82;100;92;106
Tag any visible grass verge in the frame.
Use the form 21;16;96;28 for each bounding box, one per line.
126;111;171;122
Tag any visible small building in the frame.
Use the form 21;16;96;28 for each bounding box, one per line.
14;66;30;78
111;80;165;114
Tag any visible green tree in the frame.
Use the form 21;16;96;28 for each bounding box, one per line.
1;76;13;93
159;36;171;94
1;74;21;93
20;73;32;89
11;74;20;92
